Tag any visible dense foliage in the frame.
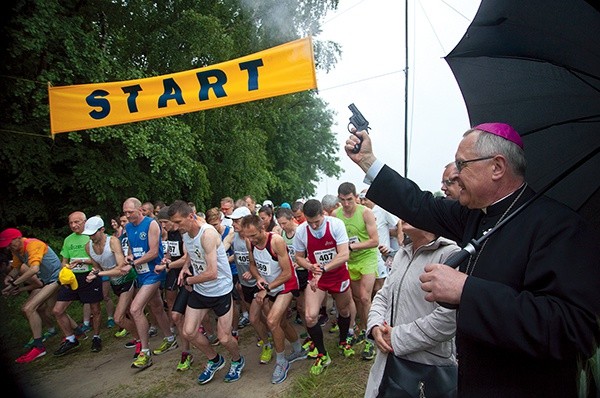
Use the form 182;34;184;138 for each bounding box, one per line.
0;0;342;240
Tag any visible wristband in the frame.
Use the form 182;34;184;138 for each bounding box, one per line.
184;276;190;286
92;269;100;276
349;244;354;252
263;283;270;293
165;260;171;270
319;264;327;273
10;280;17;287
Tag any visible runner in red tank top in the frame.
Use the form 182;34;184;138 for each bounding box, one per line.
292;199;356;375
241;214;304;385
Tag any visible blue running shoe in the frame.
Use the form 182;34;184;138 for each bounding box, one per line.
197;355;225;385
224;356;245;383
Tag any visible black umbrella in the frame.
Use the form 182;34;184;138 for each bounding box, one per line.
445;0;600;234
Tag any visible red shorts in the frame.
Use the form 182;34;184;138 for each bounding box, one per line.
309;265;350;294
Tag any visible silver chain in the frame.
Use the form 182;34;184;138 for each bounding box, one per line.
465;183;527;275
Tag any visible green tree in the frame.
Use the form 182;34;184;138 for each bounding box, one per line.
0;0;341;237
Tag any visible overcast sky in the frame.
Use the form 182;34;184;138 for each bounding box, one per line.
313;0;482;199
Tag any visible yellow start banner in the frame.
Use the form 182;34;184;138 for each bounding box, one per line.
49;37;317;134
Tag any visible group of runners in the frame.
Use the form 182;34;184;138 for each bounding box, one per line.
2;184;400;386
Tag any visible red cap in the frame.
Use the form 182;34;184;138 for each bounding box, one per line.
0;228;22;248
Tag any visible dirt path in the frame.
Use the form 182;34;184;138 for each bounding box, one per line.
10;321;328;398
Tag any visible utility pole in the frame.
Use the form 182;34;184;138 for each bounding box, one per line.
404;0;409;177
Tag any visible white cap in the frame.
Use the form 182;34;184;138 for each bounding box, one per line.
262;200;274;207
82;216;104;235
228;206;251;220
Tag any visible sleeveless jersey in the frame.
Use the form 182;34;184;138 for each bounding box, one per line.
221;225;237;276
125;216;164;276
88;234;136;285
183;223;232;297
119;230;129;256
163;229;184;261
306;220;350;284
281;229;303;270
232;232;255;287
335;204;379;268
251;232;299;296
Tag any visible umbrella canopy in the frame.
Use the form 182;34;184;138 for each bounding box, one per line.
445;0;600;233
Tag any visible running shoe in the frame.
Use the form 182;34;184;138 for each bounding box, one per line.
310;353;331;375
23;337;35;349
257;335;273;347
232;331;239;341
16;347;46;363
43;329;58;341
302;338;318;358
53;338;80;356
153;337;178;355
301;337;313;351
125;339;139;349
285;348;307;363
197;355;225;385
346;333;357;346
356;329;367;345
106;318;116;328
133;341;142;359
177;352;194;371
271;360;290;384
131;351;153;369
237;315;250;329
207;334;219;346
294;314;303;325
224;356;245;383
318;313;329;327
362;340;375;360
114;328;128;338
79;323;92;334
260;343;273;364
73;325;89;340
91;336;102;352
148;325;158;337
339;340;355;358
329;322;339;333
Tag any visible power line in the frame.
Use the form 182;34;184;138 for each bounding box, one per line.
317;68;404;92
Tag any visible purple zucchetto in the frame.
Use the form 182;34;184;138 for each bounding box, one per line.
473;123;524;149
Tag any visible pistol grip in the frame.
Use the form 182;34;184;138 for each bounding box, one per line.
351;133;363;154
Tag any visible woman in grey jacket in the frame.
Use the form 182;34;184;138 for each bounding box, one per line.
364;222;460;398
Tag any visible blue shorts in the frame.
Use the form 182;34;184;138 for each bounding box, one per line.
136;268;166;287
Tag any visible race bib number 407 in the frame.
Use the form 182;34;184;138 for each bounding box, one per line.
314;248;336;265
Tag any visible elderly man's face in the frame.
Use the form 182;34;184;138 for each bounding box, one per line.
68;213;86;234
441;165;460;200
454;133;495;209
123;202;143;224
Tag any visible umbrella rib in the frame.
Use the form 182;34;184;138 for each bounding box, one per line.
521;114;600;137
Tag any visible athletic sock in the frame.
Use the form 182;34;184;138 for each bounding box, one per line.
307;324;326;354
276;351;286;365
337;314;351;342
291;339;302;353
